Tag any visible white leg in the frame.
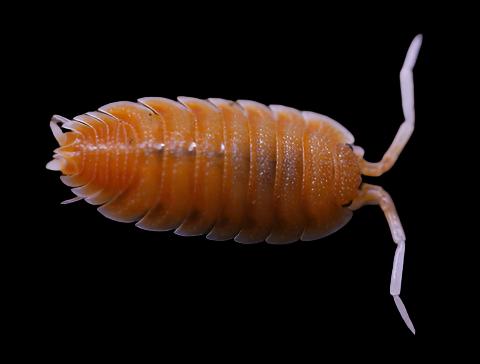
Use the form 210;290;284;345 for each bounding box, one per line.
361;34;423;177
350;183;415;334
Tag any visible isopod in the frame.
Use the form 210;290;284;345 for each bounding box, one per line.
47;35;423;333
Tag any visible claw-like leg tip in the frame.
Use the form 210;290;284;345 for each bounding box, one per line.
61;196;83;205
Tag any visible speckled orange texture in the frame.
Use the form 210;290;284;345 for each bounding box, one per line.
50;97;362;243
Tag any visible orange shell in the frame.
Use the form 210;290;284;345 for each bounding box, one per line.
48;97;361;244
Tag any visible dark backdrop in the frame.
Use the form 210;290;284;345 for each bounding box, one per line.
14;4;467;358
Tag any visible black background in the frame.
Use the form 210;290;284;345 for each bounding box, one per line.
11;3;472;358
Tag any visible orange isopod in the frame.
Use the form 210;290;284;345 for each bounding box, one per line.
47;35;422;334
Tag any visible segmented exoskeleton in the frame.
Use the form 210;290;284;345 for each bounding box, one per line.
47;35;423;334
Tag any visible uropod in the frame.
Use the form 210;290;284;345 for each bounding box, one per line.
47;35;423;333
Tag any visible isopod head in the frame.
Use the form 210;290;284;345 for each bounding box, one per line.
333;143;362;207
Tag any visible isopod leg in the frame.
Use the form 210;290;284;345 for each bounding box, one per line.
361;34;423;177
350;183;415;334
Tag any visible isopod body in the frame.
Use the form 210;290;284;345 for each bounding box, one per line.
48;97;361;244
47;35;423;334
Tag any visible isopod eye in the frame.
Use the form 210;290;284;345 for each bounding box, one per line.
334;143;362;207
342;200;353;208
